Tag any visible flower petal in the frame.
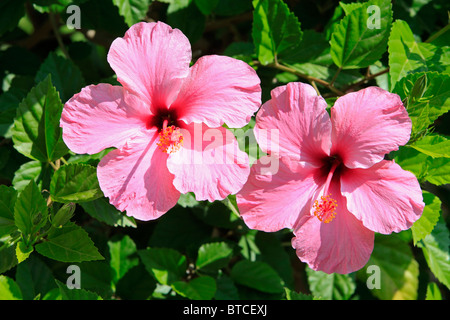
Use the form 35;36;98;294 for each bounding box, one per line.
292;179;374;274
173;55;261;128
97;130;180;221
340;160;424;234
254;82;331;166
236;156;324;232
107;21;192;108
331;86;411;169
61;84;149;155
166;123;250;202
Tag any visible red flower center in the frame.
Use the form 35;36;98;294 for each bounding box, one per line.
156;119;184;154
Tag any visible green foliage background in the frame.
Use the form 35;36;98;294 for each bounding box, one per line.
0;0;449;300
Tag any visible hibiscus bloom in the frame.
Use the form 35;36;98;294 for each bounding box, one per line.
61;22;261;221
236;82;424;274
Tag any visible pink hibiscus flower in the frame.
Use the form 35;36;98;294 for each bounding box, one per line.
236;82;424;274
60;22;261;221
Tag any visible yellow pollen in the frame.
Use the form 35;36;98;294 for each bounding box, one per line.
157;125;184;154
313;194;338;223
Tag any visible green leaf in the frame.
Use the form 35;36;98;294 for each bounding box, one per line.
138;247;187;285
80;197;136;228
252;0;303;65
411;191;441;245
35;222;104;262
172;276;216;300
230;260;284;293
194;0;219;15
425;282;442;300
15;240;34;263
108;235;139;284
0;275;22;300
167;0;205;43
418;217;450;290
284;287;314;300
393;72;450;138
330;0;392;69
196;242;233;272
50;164;103;203
55;279;102;300
35;52;85;103
15;255;57;300
12;160;48;192
0;243;18;274
14;180;48;237
0;185;18;237
11;75;68;162
305;267;355;300
112;0;151;27
360;235;419;300
410;135;450;158
388;20;450;90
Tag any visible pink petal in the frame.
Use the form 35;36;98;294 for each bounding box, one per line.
236;156;325;232
254;82;331;166
166;122;250;202
97;130;180;221
340;160;424;234
107;22;192;108
292;179;374;274
173;55;261;128
61;84;149;155
331;87;411;169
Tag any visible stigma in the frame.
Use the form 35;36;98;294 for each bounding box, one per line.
157;120;184;154
313;194;338;223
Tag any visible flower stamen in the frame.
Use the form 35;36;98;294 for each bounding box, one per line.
157;120;183;154
313;194;338;223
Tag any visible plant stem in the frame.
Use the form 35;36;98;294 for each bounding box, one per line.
49;11;70;60
267;61;345;96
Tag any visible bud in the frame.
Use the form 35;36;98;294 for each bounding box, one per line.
52;203;76;228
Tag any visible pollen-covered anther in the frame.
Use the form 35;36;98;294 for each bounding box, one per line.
157;125;184;154
313;194;338;223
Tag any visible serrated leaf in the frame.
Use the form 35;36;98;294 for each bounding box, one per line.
393;72;450;139
112;0;151;27
35;222;103;262
418;217;450;290
14;180;48;236
50;164;103;203
172;276;216;300
0;275;22;300
411;191;441;245
15;240;33;263
284;287;314;300
361;235;419;300
252;0;303;65
11;75;68;162
55;279;102;300
305;267;355;300
35;52;85;103
330;0;392;69
196;242;233;272
230;260;284;293
388;20;450;90
138;247;187;285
